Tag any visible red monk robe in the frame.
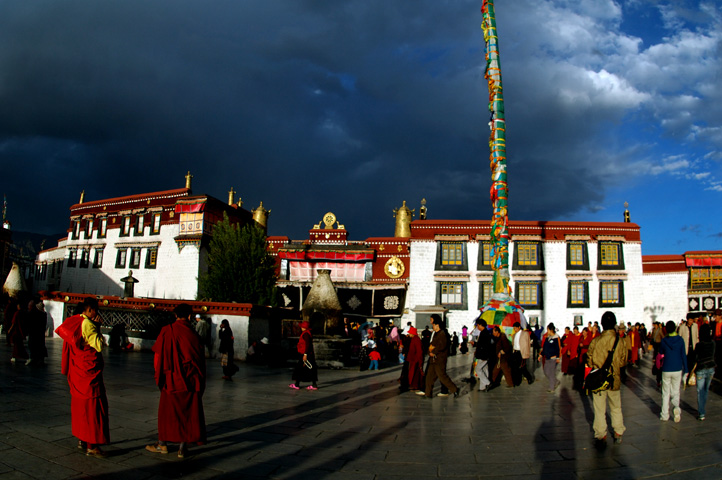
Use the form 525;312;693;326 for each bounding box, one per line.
562;332;581;374
153;317;206;444
56;313;110;447
628;330;641;365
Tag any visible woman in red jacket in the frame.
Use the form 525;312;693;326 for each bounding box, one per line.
290;321;318;390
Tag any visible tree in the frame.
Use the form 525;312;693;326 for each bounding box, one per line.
198;213;278;305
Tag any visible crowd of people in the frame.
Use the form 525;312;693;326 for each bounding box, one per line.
3;293;720;457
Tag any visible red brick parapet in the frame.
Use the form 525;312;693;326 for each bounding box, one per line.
38;290;258;317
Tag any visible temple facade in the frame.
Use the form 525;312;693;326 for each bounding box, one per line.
402;218;645;335
268;208;409;327
34;174;265;300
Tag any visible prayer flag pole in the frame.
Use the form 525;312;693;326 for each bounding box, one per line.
480;0;526;330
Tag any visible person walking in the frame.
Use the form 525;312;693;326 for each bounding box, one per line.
473;319;494;392
587;312;627;449
511;322;534;385
290;321;318;390
218;320;238;380
417;315;458;398
146;303;206;458
692;323;716;421
539;323;561;392
659;320;687;422
55;297;110;458
26;299;48;366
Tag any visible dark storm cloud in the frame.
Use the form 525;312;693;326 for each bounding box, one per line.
0;0;719;243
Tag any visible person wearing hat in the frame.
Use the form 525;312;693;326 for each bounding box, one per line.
290;321;318;390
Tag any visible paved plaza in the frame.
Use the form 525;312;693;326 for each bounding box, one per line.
2;338;722;480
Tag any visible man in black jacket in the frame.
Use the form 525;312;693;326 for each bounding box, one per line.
417;315;459;398
474;319;494;391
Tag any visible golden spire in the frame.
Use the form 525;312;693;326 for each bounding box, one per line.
185;171;193;190
228;187;236;205
419;198;427;220
252;201;270;230
393;200;414;238
237;197;243;208
79;190;85;204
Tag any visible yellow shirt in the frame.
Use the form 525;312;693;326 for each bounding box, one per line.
81;315;105;353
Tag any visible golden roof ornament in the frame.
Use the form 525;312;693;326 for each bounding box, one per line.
79;190;85;204
252;201;270;229
419;198;427;220
228;187;236;206
185;171;193;190
393;200;414;238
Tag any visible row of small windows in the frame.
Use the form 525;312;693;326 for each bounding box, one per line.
67;247;158;269
438;280;624;310
437;241;624;271
70;213;163;240
34;260;64;281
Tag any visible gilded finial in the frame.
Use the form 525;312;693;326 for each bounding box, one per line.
79;190;85;204
228;187;236;205
185;171;193;190
393;200;414;238
237;197;243;208
252;201;270;230
419;198;427;220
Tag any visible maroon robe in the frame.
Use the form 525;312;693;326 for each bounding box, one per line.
55;315;110;445
153;319;206;444
407;335;423;390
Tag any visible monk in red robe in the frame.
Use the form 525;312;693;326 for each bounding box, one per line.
146;303;206;459
406;327;423;391
562;327;581;375
55;297;110;458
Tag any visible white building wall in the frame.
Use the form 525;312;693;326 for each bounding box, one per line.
404;237;649;336
642;272;688;325
52;222;201;300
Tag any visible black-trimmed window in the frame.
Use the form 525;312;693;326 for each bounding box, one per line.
93;249;104;268
515;281;543;308
79;249;89;268
71;221;80;240
599;280;624;307
567;281;589;308
513;242;543;270
567;242;589;270
435;242;468;271
134;215;145;236
120;216;131;237
437;282;467;310
116;249;127;268
129;248;142;269
67;249;77;267
478;281;493;308
145;247;158;269
85;220;94;240
477;242;493;270
598;242;624;269
151;213;162;235
98;218;107;238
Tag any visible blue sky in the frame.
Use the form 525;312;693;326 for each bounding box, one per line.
0;0;720;255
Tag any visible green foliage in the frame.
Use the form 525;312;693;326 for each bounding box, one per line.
198;213;278;306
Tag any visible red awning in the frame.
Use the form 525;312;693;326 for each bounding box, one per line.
686;256;722;267
278;250;374;262
175;203;206;214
